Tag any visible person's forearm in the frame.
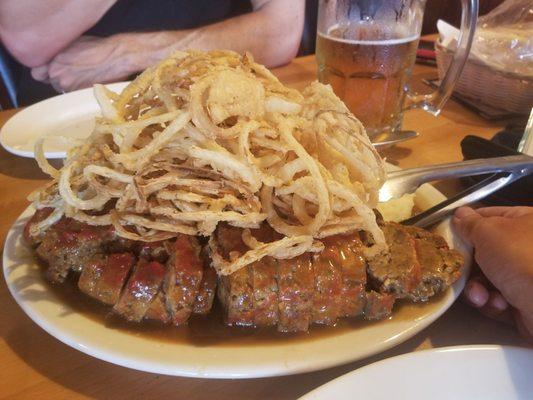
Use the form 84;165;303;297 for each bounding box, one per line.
0;0;116;67
33;0;304;91
123;0;304;71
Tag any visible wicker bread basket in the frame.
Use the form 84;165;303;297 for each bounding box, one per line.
435;41;533;115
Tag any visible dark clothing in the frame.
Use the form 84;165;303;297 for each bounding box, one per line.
88;0;241;36
16;0;251;105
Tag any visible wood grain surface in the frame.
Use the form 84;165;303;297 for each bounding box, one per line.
0;55;529;400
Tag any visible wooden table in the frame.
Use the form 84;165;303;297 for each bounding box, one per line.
0;56;528;400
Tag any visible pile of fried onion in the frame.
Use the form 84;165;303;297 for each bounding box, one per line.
31;50;387;275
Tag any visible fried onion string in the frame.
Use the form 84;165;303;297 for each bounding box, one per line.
32;50;387;275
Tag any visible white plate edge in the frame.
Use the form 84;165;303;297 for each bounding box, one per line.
299;344;533;399
0;82;130;159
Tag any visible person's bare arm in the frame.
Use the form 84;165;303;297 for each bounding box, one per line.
185;0;305;67
116;0;305;70
0;0;116;67
36;0;305;91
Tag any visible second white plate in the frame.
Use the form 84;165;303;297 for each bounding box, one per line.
301;345;533;400
0;82;129;159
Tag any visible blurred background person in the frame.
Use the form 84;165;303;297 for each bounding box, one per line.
0;0;304;105
0;0;503;108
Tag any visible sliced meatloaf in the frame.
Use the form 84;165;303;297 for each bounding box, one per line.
403;225;464;302
215;225;366;331
27;207;464;331
218;267;255;326
145;291;171;323
78;252;136;305
36;222;111;283
28;210;216;325
77;255;106;299
324;234;367;318
214;224;255;327
311;247;343;326
278;253;314;332
366;222;421;297
192;263;218;315
164;235;204;325
364;291;396;320
251;256;279;327
113;258;166;322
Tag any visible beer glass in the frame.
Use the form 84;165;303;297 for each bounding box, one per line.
316;0;478;140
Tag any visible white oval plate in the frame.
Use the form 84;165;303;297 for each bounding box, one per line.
0;82;129;159
300;345;533;400
3;185;471;378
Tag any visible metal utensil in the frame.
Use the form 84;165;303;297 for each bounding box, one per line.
401;172;524;228
372;130;419;149
379;154;533;202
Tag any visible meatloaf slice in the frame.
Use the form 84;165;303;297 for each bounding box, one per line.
145;290;171;323
214;224;255;327
320;234;368;318
113;258;166;322
341;239;367;318
403;226;464;302
245;225;281;327
36;222;109;283
366;222;421;297
251;256;279;327
164;235;204;325
218;267;254;326
78;252;136;305
192;264;217;315
277;253;314;332
77;255;106;298
311;246;343;326
364;290;396;320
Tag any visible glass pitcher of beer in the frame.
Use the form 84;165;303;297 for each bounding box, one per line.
316;0;478;140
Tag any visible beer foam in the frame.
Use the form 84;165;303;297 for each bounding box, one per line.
320;24;419;46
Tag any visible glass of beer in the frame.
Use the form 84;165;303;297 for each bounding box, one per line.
316;0;478;140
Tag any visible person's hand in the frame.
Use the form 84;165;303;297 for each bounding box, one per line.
453;206;533;340
30;34;145;92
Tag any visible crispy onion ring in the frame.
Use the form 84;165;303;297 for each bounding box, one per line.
35;137;60;178
32;49;387;275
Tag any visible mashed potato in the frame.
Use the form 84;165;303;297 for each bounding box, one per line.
377;193;415;222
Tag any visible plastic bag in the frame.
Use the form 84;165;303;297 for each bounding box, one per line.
475;0;532;77
439;0;533;77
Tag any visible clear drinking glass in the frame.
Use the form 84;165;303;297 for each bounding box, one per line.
316;0;478;140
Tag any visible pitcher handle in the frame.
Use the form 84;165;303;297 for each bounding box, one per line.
405;0;478;115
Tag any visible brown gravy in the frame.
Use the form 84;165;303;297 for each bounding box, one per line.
46;274;443;347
